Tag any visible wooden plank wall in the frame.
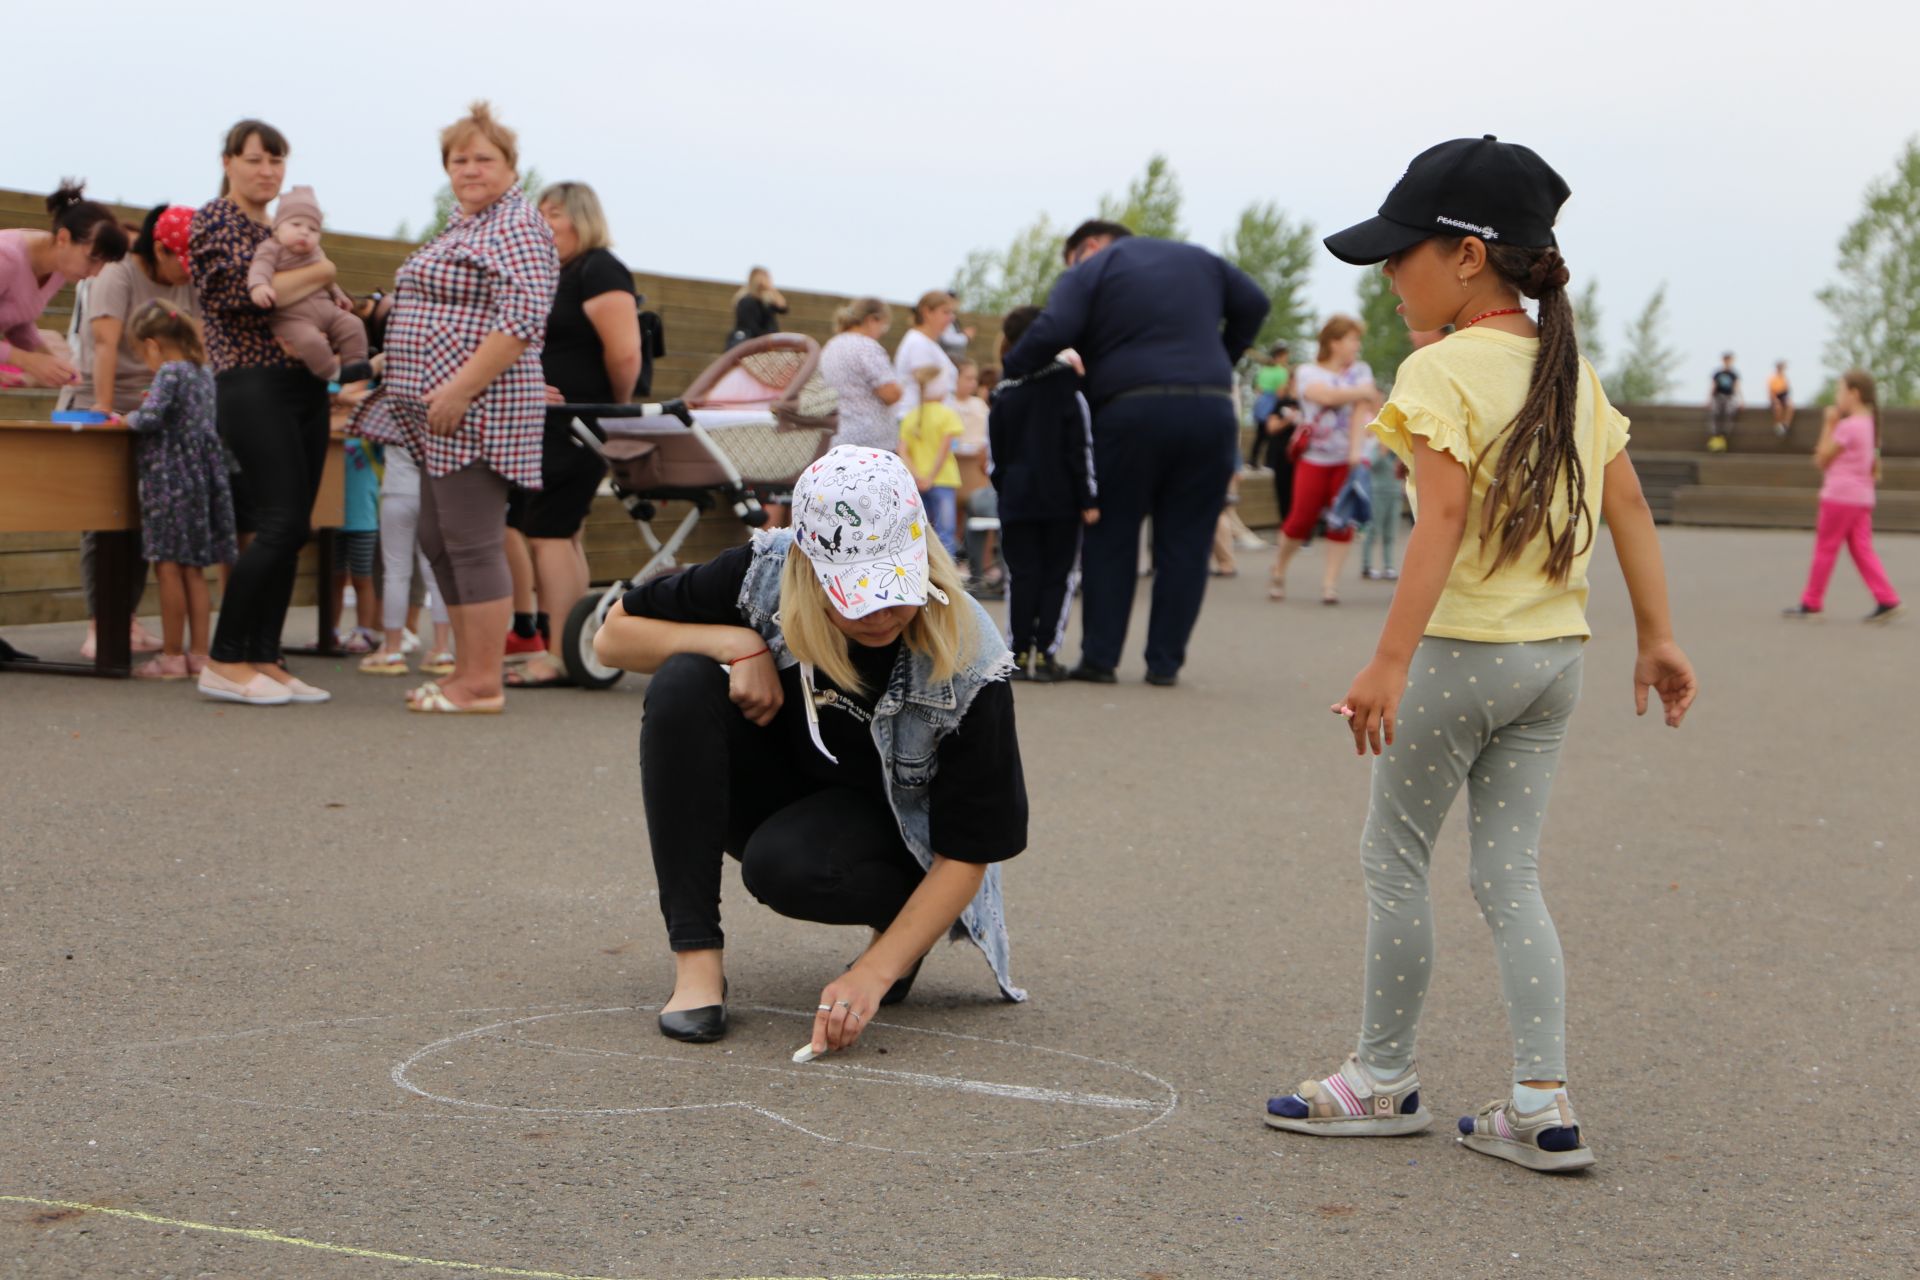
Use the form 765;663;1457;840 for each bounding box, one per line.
0;187;1004;629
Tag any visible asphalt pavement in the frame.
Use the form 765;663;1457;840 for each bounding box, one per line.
2;525;1915;1279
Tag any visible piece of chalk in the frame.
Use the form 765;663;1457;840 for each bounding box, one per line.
792;1043;824;1064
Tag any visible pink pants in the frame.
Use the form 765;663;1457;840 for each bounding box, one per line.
1801;500;1900;611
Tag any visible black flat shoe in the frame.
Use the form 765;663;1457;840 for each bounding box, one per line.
880;955;926;1007
1144;670;1178;687
1067;662;1117;685
658;979;727;1043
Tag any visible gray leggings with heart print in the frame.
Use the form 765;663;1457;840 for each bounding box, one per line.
1356;634;1584;1084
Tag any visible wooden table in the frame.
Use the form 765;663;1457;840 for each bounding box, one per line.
0;419;344;677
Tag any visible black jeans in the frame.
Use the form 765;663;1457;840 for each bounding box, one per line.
639;654;924;952
1000;517;1082;658
210;368;330;663
1079;394;1237;676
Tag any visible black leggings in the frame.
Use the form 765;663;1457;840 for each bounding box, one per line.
639;653;924;952
210;368;329;663
1000;517;1081;658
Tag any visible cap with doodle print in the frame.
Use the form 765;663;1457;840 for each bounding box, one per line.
790;445;949;621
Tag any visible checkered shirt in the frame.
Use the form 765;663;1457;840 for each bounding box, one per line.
353;187;558;485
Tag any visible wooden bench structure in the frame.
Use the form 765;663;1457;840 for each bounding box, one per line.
4;185;1915;636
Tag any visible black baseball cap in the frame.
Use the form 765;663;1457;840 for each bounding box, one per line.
1324;135;1571;266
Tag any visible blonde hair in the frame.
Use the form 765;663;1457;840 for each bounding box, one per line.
732;266;775;305
835;296;891;332
440;100;519;170
1316;313;1365;364
912;290;954;326
535;181;610;252
778;542;974;695
127;299;205;365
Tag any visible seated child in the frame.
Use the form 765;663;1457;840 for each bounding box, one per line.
987;305;1098;682
247;186;370;386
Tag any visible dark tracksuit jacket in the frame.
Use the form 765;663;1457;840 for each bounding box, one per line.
988;361;1096;656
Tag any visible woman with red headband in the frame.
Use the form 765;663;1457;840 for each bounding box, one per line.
75;204;200;665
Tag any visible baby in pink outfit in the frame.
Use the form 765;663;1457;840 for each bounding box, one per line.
248;186;369;384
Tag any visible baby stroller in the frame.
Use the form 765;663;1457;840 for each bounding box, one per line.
554;333;839;689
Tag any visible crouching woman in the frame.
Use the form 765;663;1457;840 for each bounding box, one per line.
594;446;1028;1054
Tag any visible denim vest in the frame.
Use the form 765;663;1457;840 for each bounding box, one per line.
737;529;1026;1002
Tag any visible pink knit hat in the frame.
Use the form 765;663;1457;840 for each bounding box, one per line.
274;186;324;230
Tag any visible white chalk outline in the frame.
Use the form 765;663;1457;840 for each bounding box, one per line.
79;1002;1178;1156
390;1004;1178;1157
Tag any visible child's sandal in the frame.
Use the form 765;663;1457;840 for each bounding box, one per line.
359;651;409;676
1456;1094;1595;1172
1264;1054;1430;1136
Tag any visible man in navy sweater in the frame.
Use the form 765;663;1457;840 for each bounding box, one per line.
1001;220;1268;686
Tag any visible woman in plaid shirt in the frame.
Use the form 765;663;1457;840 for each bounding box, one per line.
354;102;560;713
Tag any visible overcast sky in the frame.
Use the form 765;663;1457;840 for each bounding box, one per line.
14;0;1915;401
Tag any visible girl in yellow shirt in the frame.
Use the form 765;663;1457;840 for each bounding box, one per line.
1262;136;1698;1173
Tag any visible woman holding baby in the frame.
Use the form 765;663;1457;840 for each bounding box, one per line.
190;117;344;706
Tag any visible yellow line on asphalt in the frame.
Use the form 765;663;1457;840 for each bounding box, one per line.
1;1195;1092;1280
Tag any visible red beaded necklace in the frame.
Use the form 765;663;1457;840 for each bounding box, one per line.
1463;306;1527;328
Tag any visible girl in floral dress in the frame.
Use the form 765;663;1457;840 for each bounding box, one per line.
121;301;237;680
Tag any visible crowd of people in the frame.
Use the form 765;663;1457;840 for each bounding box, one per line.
3;115;1908;1175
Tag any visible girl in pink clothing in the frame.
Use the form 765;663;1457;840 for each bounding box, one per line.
1784;368;1903;623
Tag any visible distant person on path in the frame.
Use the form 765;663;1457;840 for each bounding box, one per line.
726;267;787;348
350;101;561;713
1707;351;1740;452
988;304;1098;682
119;301;236;679
1000;220;1268;686
1247;340;1292;471
593;446;1028;1052
1768;359;1792;438
1268;315;1379;604
1782;369;1903;622
1264;135;1698;1173
820;297;902;449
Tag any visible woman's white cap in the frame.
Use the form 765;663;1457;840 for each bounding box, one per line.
789;446;945;621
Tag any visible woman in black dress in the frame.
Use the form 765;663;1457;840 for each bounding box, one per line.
505;181;641;687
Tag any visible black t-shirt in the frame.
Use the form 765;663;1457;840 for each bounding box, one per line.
1712;368;1739;396
732;295;786;342
543;249;636;405
622;545;1028;863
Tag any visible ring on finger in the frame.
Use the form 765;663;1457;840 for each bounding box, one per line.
816;1004;833;1011
834;999;851;1008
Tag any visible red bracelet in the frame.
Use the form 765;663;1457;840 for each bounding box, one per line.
734;647;771;663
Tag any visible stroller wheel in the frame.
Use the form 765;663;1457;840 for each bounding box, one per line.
561;591;625;690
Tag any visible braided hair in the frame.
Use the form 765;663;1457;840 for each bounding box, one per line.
1475;244;1591;583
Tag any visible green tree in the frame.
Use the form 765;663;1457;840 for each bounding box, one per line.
1607;283;1682;403
1222;201;1316;349
396;166;544;242
1096;153;1185;240
1356;267;1412;388
1572;278;1605;372
948;213;1067;317
1817;136;1920;404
